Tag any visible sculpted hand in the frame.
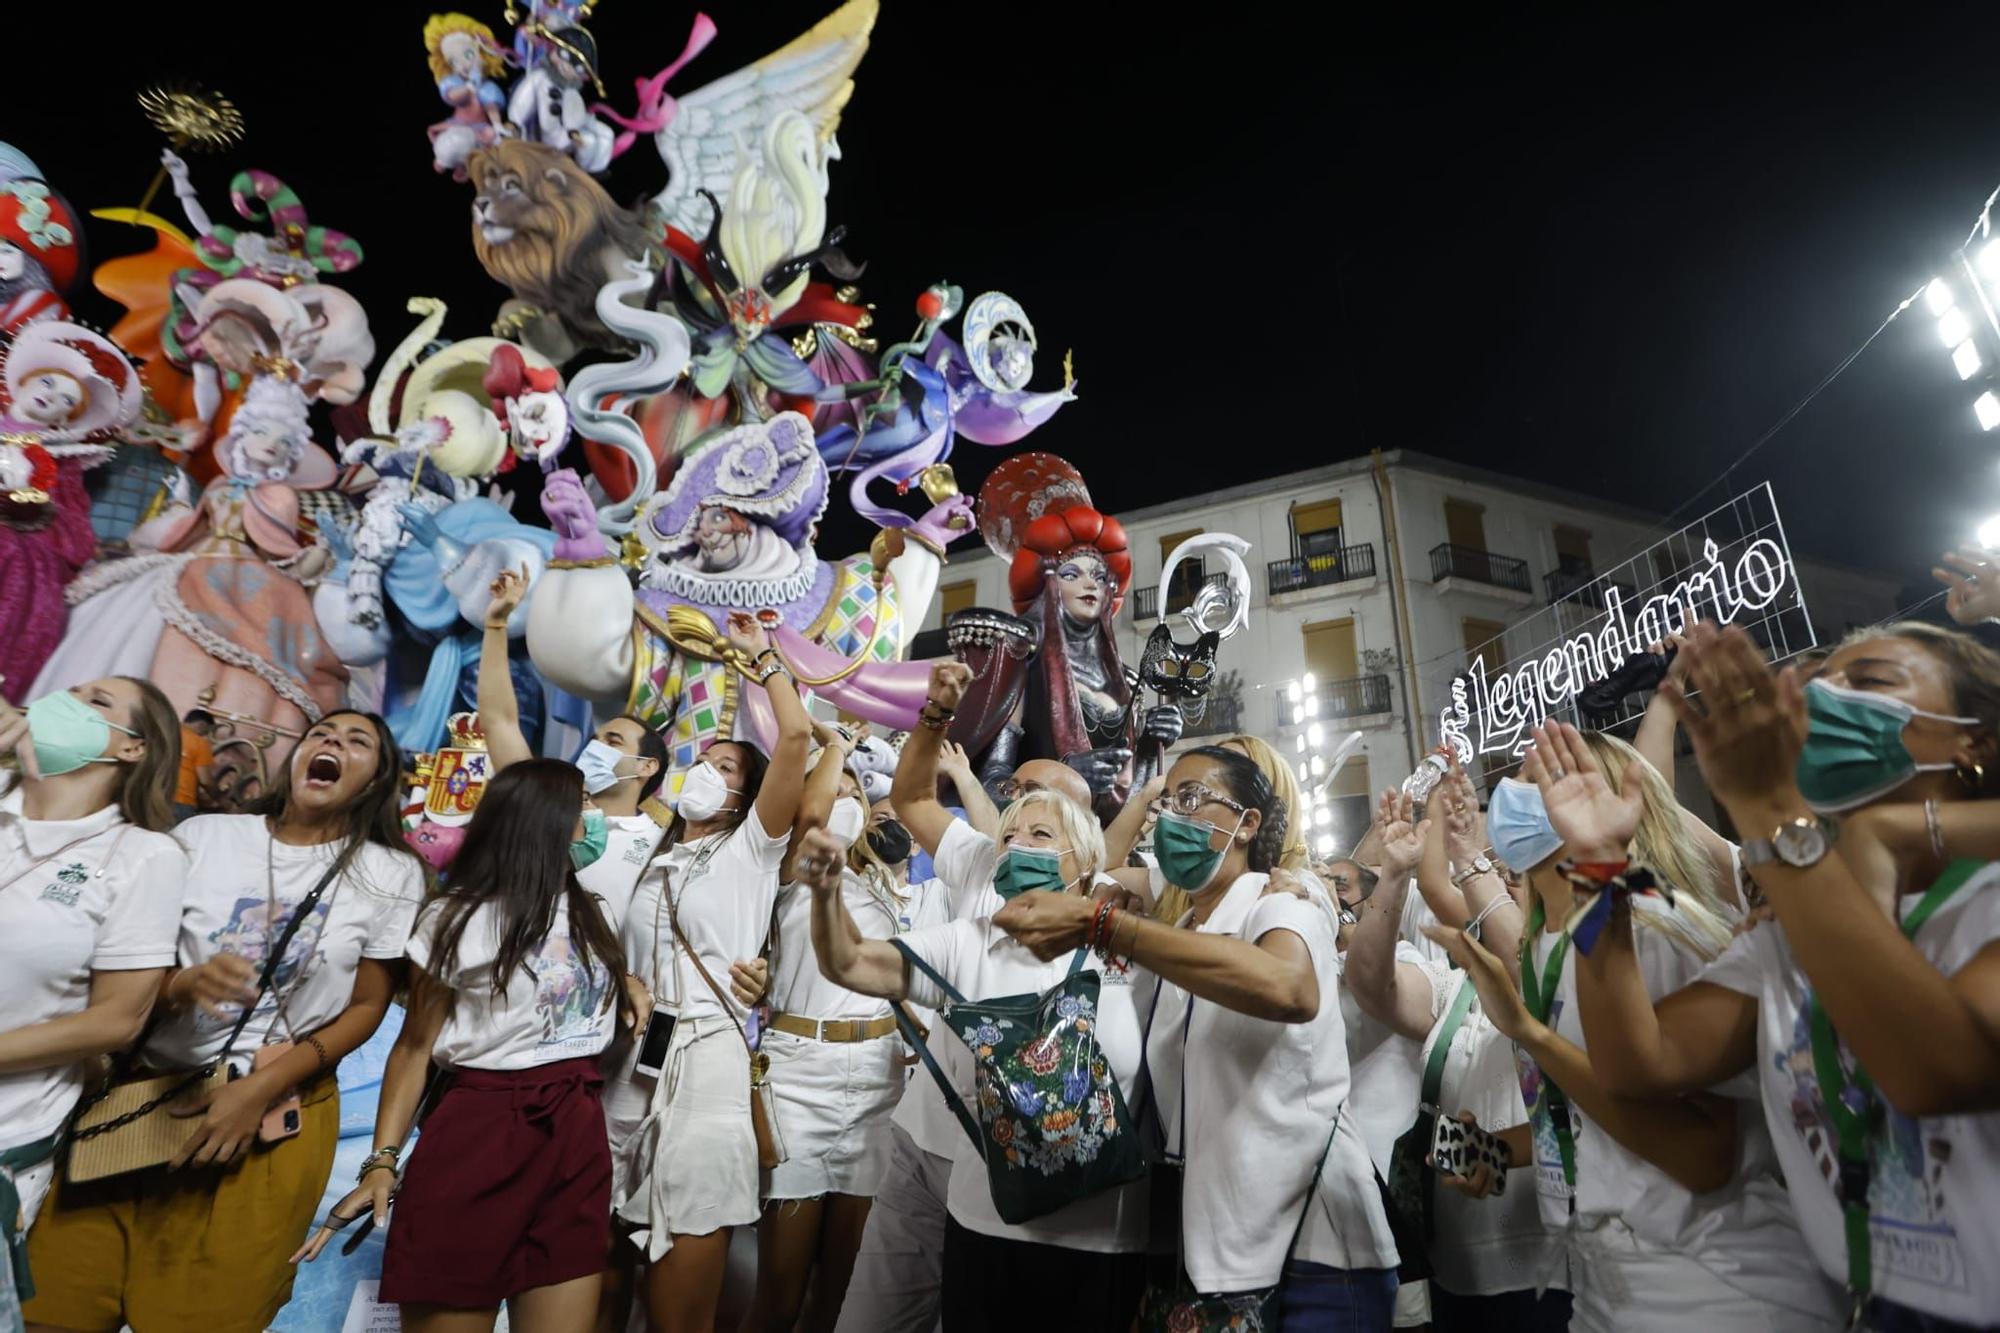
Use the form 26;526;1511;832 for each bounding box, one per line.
1141;704;1185;749
539;468;601;541
1064;746;1132;796
908;494;976;548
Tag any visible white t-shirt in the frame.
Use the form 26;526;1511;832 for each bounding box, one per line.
770;866;900;1021
408;896;619;1070
1339;939;1455;1176
1522;897;1837;1323
578;811;667;929
0;786;185;1149
1418;972;1562;1297
147;816;424;1072
898;914;1147;1254
622;810;787;1022
891;872;978;1159
1151;874;1398;1291
1700;863;2000;1325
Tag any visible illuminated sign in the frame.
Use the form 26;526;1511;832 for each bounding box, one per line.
1439;484;1814;760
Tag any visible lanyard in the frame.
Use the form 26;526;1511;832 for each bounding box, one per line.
1805;857;1981;1309
651;834;724;1010
1519;898;1578;1193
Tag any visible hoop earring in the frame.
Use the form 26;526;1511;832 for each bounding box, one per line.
1958;761;1986;793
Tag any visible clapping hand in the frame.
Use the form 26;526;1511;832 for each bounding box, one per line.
1935;547;2000;627
1656;622;1807;810
1423;922;1536;1043
1521;722;1639;863
1376;790;1429;884
1439;764;1484;869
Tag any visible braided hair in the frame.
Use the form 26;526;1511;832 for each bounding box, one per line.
1182;745;1288;873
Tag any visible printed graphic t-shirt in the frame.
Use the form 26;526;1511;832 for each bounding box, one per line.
409;896;619;1070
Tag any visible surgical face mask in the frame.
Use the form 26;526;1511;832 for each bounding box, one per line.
1487;778;1564;874
867;818;913;866
1154;809;1241;892
827;797;866;848
27;691;137;778
675;761;740;822
576;739;638;796
1795;678;1979;814
993;844;1073;901
570;807;609;870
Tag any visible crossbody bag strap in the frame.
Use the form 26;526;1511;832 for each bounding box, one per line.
217;851;347;1059
668;901;753;1054
1423;973;1477;1109
888;938;982;1151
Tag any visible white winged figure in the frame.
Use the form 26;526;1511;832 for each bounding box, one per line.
652;0;879;239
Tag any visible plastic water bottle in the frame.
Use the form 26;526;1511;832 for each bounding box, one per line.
1401;746;1453;804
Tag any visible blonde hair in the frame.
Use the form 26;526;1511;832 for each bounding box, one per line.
1220;734;1310;872
425;13;506;82
996;789;1106;884
1576;730;1733;962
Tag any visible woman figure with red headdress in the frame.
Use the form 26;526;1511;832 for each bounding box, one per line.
949;453;1182;822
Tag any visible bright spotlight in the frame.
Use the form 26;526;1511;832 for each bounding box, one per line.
1305;695;1320;717
1981;241;2000;281
1307;723;1325;747
1311;755;1326;777
1298;760;1311;781
1291;705;1303;727
1315;833;1336;856
1315;806;1332;827
1295;733;1306;755
1927;278;1956;315
1955;340;1984;381
1301;672;1316;694
1980;513;2000;548
1287;681;1302;704
1978;391;2000;432
1940;307;1974;348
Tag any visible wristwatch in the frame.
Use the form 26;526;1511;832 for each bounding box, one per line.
1738;815;1836;871
1451;854;1495;888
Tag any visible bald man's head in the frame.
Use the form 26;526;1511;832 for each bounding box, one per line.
1011;758;1092;812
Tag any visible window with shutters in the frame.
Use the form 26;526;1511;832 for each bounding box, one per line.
939;579;977;620
1291;498;1344;566
1443;498;1487;553
1554;524;1593;577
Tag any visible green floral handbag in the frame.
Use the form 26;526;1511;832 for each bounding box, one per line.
891;940;1146;1225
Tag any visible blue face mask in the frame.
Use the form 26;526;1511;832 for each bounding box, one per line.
1487;778;1564;874
575;740;636;796
1795;678;1978;814
571;807;609;870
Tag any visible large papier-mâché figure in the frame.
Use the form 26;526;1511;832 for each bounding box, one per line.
526;410;970;793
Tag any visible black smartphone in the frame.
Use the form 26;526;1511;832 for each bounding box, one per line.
635;1010;677;1078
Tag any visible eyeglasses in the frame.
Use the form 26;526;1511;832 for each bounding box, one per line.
1167;783;1246;817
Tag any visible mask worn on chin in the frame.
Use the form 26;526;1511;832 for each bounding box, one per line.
1487;777;1565;874
571;807;609;870
1795;678;1980;814
26;691;138;778
827;797;866;848
675;761;740;822
993;844;1074;901
576;740;639;796
867;818;914;866
1153;809;1243;892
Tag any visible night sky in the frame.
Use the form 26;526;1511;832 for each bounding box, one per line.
11;2;1998;608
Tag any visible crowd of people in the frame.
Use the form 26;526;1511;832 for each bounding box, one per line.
3;552;2000;1333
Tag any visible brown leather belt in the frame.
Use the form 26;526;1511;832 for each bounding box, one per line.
769;1012;899;1043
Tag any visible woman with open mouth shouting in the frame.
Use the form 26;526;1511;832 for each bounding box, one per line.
25;709;427;1333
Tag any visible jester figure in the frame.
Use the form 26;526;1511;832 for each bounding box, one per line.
525;411;970;793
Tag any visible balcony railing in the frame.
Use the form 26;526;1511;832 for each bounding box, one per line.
1544;565;1598;603
1132;571;1229;622
1554;578;1638;631
1276;673;1393;730
1429;543;1532;594
1267;542;1377;597
1182;693;1244;740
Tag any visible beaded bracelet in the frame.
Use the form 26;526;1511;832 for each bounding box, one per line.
304;1033;331;1071
1088;899;1116;952
918;702;955;732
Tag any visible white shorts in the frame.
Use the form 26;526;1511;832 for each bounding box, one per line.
616;1015;761;1258
763;1026;903;1201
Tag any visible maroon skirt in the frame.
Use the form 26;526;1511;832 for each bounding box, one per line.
378;1056;612;1308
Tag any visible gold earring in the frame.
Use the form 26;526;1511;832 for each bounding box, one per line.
1959;761;1986;793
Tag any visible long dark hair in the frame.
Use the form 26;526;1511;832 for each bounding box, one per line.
424;759;627;1024
245;709;419;889
1185;745;1288;873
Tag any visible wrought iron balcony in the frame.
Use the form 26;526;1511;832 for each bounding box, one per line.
1132;571;1229;622
1276;673;1394;729
1267;542;1378;597
1429;543;1532;594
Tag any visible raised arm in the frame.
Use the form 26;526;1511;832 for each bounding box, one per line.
995;891;1321;1024
891;662;974;857
1347;794;1443;1039
799;827;909;998
731;612;813;838
1427;923;1742;1195
781;727;856;883
476;563;534;770
1669;625;2000;1115
937;739;1001;838
1103;772;1165;868
1439;764;1523;962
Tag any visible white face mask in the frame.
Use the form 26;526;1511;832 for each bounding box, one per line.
575;739;636;796
827;797;865;849
676;761;740;822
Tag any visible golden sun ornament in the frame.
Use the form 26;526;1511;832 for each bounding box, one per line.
138;85;245;152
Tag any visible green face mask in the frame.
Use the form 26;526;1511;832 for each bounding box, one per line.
992;844;1072;901
1795;678;1978;813
26;691;137;778
1154;809;1240;891
571;807;610;870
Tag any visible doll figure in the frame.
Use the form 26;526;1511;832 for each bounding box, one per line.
0;322;142;702
37;371;347;802
0;179;80;336
507;24;617;174
425;13;511;180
